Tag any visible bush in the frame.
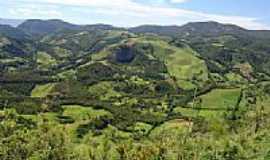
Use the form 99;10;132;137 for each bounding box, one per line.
154;81;176;94
57;115;75;124
76;114;113;137
77;63;117;84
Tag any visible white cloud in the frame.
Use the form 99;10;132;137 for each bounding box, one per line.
9;4;62;19
11;0;270;29
170;0;189;3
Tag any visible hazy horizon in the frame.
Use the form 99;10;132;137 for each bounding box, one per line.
1;17;270;31
0;0;269;30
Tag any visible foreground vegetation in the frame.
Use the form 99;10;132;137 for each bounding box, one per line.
1;88;270;160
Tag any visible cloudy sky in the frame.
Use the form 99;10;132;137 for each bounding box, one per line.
0;0;269;30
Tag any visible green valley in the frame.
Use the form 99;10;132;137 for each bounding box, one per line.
0;19;270;160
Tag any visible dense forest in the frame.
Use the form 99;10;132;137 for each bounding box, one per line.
1;19;270;160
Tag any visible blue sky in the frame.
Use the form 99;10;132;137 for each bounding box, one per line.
0;0;269;30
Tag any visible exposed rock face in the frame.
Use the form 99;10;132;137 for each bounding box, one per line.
115;45;135;63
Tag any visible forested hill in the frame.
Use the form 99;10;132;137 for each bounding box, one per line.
1;19;270;159
130;21;270;38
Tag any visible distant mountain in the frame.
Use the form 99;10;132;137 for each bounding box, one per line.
84;24;119;31
0;24;30;40
129;21;248;37
18;19;82;37
179;21;248;37
0;18;24;27
129;25;183;37
17;19;123;39
131;21;270;40
16;19;270;40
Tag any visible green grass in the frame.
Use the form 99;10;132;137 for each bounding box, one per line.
135;37;209;89
31;83;56;97
60;105;113;140
20;108;125;159
176;80;197;90
129;76;150;85
262;98;270;112
57;69;76;79
150;119;190;138
100;125;132;139
21;112;59;123
0;57;26;63
91;50;111;61
37;51;57;68
199;88;241;109
22;105;111;126
0;110;4;116
225;72;246;83
20;105;115;144
198;110;227;119
53;47;72;58
88;81;122;100
175;88;242;120
80;133;121;159
62;105;111;121
173;107;199;118
165;47;208;83
133;122;153;135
